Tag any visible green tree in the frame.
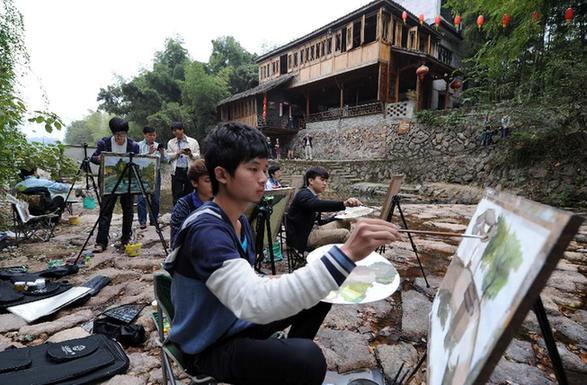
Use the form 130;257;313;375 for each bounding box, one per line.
64;110;113;145
0;0;70;188
208;36;258;93
445;0;586;104
182;61;230;138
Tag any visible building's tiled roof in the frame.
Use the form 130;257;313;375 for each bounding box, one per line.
256;0;442;63
217;74;294;106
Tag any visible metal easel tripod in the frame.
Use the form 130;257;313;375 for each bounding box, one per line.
64;143;101;208
381;195;429;288
75;153;168;264
253;196;277;275
397;297;569;385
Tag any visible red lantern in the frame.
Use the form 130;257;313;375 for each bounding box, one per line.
262;94;267;122
532;11;541;23
477;15;484;30
402;11;408;24
416;65;429;80
450;79;462;90
454;15;462;28
564;8;574;23
434;16;441;30
502;14;511;28
419;14;425;25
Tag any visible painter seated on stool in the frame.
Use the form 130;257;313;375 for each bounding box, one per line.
285;166;362;251
165;122;401;385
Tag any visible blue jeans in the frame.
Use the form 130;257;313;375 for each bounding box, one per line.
137;172;161;225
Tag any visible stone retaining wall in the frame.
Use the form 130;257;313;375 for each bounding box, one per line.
280;112;586;206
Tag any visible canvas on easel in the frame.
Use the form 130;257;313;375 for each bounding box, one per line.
247;187;294;248
99;153;158;196
427;189;583;385
380;175;404;221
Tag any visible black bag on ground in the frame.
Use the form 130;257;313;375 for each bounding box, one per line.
93;318;146;346
0;334;129;385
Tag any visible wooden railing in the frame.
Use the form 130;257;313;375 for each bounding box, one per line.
306;102;383;123
257;114;304;130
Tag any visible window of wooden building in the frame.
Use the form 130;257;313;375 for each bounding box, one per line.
382;12;391;42
326;37;332;54
346;25;353;51
310;45;315;60
341;27;347;52
407;27;418;50
315;43;320;59
364;13;377;44
335;31;341;51
352;20;361;48
294;52;298;67
394;19;402;47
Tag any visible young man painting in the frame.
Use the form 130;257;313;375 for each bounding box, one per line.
286;166;362;251
90;117;139;252
166;122;400;385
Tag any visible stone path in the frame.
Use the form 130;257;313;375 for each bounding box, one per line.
0;203;585;385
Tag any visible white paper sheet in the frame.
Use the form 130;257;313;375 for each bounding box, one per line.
7;286;91;323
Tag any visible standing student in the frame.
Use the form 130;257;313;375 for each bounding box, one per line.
166;121;200;204
303;133;313;160
166;121;400;385
136;126;166;229
169;159;213;249
90;117;139;253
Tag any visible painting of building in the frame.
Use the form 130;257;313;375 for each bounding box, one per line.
217;0;463;143
100;153;159;196
427;189;583;385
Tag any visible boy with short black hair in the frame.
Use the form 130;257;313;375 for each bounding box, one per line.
166;122;400;385
264;164;283;190
136;126;166;229
286;165;363;251
90;117;139;252
165;121;200;204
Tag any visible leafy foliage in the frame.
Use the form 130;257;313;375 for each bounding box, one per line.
97;36;257;144
480;216;522;300
445;0;587;105
64;111;113;145
0;0;70;188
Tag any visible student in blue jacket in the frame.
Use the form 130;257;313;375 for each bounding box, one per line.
166;121;400;385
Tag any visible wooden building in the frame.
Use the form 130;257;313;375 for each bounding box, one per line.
217;0;462;137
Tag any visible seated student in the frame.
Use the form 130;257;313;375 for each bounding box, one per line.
166;122;400;385
169;159;213;249
264;164;283;190
14;168;69;215
286;166;362;251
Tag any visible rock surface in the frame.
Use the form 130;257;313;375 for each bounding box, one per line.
0;201;585;385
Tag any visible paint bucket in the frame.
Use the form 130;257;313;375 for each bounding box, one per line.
68;215;80;225
125;242;142;257
83;196;96;209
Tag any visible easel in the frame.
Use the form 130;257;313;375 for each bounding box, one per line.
64;143;101;208
74;153;168;264
382;195;429;288
252;196;277;275
398;297;569;385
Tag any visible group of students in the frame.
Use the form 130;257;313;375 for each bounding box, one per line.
27;116;401;384
162;121;401;385
89;117;206;252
